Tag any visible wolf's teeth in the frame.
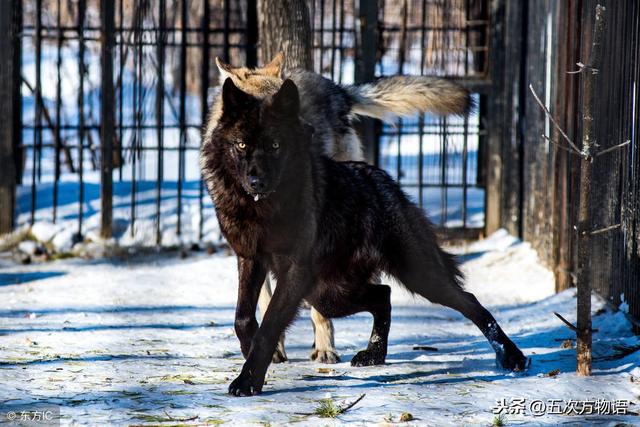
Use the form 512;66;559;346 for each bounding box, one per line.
254;194;260;202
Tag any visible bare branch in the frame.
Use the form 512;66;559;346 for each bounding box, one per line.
338;394;366;414
554;312;599;333
591;223;621;235
529;84;585;157
554;312;578;332
541;134;580;155
596;140;631;157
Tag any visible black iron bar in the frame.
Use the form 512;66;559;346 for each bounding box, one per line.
223;0;230;61
177;0;188;236
417;0;427;209
319;0;325;73
199;0;211;241
100;0;116;239
156;0;165;245
30;0;42;224
77;0;86;236
330;0;337;80
130;4;141;237
117;0;124;182
53;0;62;223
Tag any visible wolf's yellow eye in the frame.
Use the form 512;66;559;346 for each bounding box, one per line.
272;142;280;149
236;142;246;150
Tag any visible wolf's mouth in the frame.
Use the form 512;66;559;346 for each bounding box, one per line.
244;188;274;202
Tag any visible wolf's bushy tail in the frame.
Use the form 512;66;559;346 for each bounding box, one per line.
344;76;473;121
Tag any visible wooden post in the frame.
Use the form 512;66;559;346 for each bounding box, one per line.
576;4;606;377
354;0;378;165
0;0;20;235
484;0;506;235
100;0;115;238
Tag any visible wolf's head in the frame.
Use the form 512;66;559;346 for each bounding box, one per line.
208;77;311;201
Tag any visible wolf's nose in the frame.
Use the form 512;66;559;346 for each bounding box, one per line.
249;176;266;192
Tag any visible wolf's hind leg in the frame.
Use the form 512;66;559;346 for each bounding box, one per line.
258;275;288;363
310;308;340;363
434;287;527;371
349;285;391;367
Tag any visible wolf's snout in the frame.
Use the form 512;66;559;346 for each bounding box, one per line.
248;175;267;193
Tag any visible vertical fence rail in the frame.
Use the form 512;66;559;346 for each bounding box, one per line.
100;0;116;239
177;0;188;237
0;0;20;235
77;0;86;238
156;0;166;245
354;0;378;165
53;0;62;223
30;0;42;225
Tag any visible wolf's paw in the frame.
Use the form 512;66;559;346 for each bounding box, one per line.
496;347;529;372
350;349;386;367
310;349;340;364
228;372;262;397
272;346;288;364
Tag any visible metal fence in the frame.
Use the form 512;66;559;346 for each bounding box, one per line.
0;0;491;246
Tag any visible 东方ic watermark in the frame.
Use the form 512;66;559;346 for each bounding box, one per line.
491;398;632;417
1;406;60;426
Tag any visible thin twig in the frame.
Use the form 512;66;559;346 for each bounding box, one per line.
567;62;587;74
162;411;198;422
554;312;578;332
590;223;621;235
567;61;598;75
554;312;599;333
296;394;366;417
413;345;438;351
529;84;584;157
338;393;366;414
596;140;630;157
541;134;580;155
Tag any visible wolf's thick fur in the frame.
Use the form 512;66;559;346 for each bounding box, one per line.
200;78;527;396
206;53;475;365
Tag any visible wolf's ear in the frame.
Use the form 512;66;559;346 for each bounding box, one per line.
262;52;284;77
216;57;238;84
221;78;251;115
271;79;299;118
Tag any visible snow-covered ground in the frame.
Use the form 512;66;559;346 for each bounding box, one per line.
0;231;638;426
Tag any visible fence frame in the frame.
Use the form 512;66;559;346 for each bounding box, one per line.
0;0;21;235
7;0;493;243
100;0;116;239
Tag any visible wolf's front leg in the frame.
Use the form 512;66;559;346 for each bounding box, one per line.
229;263;312;396
310;308;340;363
258;276;288;363
234;257;267;358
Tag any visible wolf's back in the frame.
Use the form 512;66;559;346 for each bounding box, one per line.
345;76;473;121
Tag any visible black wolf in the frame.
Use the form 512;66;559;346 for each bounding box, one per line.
206;53;474;364
200;78;527;396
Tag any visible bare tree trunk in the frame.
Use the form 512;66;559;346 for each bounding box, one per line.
576;4;606;377
258;0;312;70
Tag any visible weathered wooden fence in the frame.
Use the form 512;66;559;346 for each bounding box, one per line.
496;0;640;326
